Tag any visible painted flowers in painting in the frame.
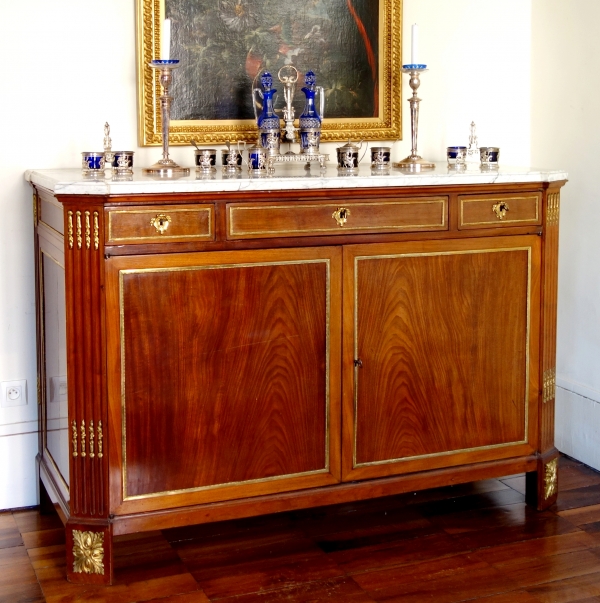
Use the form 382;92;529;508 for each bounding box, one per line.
167;0;379;121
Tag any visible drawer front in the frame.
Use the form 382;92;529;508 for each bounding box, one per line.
459;193;541;229
228;197;448;239
106;205;214;244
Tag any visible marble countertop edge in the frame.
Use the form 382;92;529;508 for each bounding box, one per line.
25;165;568;196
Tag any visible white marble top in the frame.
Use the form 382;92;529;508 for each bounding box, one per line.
25;164;568;196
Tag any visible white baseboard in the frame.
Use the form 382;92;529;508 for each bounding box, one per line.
556;376;600;405
555;386;600;472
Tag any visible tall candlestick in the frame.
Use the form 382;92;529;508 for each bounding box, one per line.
411;23;419;65
161;19;171;61
143;60;190;178
393;66;434;172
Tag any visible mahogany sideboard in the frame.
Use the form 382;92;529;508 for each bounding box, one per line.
27;165;566;584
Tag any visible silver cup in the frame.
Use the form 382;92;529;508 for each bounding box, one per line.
221;149;243;171
480;146;500;168
112;151;134;175
447;146;467;168
195;149;217;171
370;146;391;169
81;152;105;175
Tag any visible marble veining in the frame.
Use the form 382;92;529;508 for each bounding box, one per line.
25;164;568;196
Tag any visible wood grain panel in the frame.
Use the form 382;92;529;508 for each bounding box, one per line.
227;197;447;239
106;205;214;244
104;247;342;511
459;193;541;229
342;236;541;480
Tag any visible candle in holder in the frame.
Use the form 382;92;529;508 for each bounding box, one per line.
161;18;171;61
411;23;419;65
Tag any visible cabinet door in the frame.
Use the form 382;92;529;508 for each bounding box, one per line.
105;247;341;514
342;236;540;481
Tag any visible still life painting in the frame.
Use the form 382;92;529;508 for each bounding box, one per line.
137;0;402;144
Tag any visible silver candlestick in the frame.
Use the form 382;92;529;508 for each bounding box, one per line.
144;60;190;177
393;65;434;172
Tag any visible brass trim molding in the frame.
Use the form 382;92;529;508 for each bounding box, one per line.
352;246;532;469
66;208;101;252
89;420;95;458
68;211;74;249
93;212;100;250
85;211;91;249
80;420;86;458
229;199;447;237
544;457;558;499
71;419;104;462
543;367;556;404
547;192;560;226
72;530;105;575
71;420;78;457
76;211;82;249
97;421;104;458
136;0;402;145
119;258;332;501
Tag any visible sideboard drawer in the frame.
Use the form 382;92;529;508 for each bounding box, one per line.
227;197;448;239
459;193;541;229
106;204;214;244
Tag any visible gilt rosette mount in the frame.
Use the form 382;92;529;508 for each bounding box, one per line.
393;65;435;172
144;60;190;178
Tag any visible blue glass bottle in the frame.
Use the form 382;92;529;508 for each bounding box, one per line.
257;72;280;156
299;71;322;155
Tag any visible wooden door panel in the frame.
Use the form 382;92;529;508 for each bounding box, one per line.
105;247;341;513
343;236;540;480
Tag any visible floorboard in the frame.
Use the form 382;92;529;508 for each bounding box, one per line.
1;455;599;603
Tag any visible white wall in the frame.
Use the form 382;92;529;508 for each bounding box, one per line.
532;0;600;471
0;0;533;509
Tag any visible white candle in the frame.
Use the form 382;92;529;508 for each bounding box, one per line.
161;18;171;61
411;23;418;65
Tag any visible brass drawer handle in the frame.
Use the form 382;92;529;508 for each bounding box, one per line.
332;207;351;227
492;201;509;220
150;214;171;234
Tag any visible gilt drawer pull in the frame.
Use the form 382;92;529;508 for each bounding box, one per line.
150;214;171;234
332;207;351;227
492;201;510;220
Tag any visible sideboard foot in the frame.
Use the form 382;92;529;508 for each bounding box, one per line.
525;450;559;511
66;521;113;585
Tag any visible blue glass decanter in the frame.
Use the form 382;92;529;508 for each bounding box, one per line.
299;71;324;155
257;72;281;156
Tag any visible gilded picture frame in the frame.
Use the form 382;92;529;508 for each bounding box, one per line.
136;0;402;145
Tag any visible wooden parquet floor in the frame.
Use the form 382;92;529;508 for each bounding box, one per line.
2;455;600;602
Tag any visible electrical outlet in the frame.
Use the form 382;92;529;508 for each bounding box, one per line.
1;380;27;407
